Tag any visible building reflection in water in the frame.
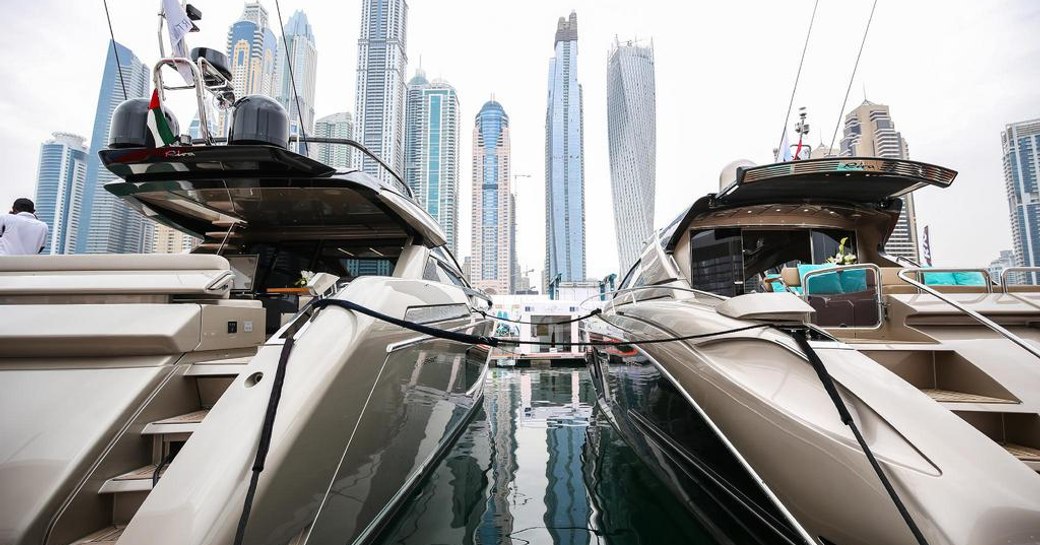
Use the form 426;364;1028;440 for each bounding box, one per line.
373;368;714;545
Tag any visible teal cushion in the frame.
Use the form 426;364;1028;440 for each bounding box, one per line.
769;280;786;293
923;271;957;285
798;264;842;294
953;271;986;286
839;269;868;293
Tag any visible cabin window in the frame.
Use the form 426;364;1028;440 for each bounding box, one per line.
423;256;467;287
689;228;857;296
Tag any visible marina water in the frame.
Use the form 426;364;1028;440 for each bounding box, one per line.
373;368;718;545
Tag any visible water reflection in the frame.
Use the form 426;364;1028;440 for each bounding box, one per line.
373;368;716;545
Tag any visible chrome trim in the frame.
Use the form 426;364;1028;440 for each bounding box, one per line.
633;346;820;545
402;303;469;324
740;157;956;189
897;268;1040;362
385;318;492;353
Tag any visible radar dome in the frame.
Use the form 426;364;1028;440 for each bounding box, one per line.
718;159;756;191
108;98;180;149
228;95;289;149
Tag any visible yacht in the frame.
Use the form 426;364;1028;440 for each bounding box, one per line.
586;157;1040;545
0;48;492;545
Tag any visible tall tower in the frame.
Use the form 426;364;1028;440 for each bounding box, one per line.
470;100;513;295
152;224;198;254
840;100;920;262
34;132;88;255
1003;118;1040;275
80;40;150;254
355;0;409;182
404;71;460;252
606;38;656;274
544;11;585;286
275;10;318;138
227;3;278;98
311;112;355;170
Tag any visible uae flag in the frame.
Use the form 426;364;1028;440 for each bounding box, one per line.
147;89;176;147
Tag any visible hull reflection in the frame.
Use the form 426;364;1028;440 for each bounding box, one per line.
589;348;803;545
374;368;719;545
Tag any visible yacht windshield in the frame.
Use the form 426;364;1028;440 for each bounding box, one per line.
690;228;856;296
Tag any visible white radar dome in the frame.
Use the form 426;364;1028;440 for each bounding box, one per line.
718;160;756;191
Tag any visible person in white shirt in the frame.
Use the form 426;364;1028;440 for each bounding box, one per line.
0;198;48;255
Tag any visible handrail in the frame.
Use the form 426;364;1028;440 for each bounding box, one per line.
800;263;883;329
900;267;993;293
1000;267;1040;293
897;268;1040;361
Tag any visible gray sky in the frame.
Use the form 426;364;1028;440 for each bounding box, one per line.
2;0;1037;289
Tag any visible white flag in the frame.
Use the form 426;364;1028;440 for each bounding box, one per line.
164;0;195;84
776;130;793;162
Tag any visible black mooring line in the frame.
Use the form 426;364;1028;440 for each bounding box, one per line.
787;329;929;545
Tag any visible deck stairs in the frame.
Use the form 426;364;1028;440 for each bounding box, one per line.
853;344;1040;472
61;353;256;544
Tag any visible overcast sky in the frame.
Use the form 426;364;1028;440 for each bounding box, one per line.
2;0;1037;288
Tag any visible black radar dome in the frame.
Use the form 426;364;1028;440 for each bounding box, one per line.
108;98;181;149
229;95;289;149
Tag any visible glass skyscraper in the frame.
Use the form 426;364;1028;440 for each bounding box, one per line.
80;40;150;254
312;112;355;170
34;133;88;255
606;38;656;274
355;0;409;182
840;100;920;262
470;100;513;295
544;12;585;286
404;71;460;253
227;3;278;98
276;10;317;142
1003;118;1040;277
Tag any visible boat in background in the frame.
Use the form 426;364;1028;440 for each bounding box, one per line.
0;43;492;545
586;157;1040;545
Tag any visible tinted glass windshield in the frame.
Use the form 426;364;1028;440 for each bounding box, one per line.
690;228;856;296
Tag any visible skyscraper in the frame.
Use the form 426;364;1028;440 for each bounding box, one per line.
470;100;513;295
311;112;355;170
34;133;88;254
1003;118;1040;275
840;100;920;262
606;38;656;274
404;71;460;253
152;224;198;254
545;12;585;286
275;10;317;138
355;0;409;182
227;3;278;98
80;40;150;254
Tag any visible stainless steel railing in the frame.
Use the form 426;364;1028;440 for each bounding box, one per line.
897;268;1040;361
800;263;883;329
1000;267;1040;293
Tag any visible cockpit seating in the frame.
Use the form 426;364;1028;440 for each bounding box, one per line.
780;265;879;328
